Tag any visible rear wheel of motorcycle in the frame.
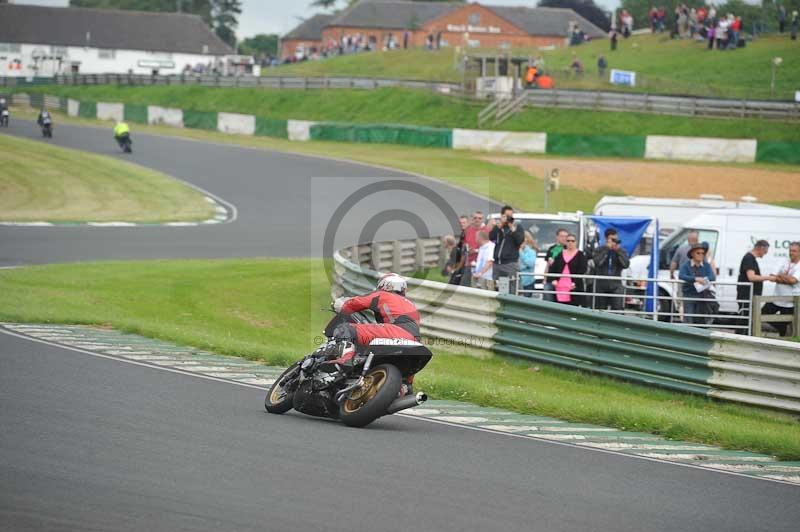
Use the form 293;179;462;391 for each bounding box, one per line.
339;364;401;428
265;363;300;414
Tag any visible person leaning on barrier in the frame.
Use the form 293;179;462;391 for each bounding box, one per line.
679;243;717;325
592;228;630;311
472;230;495;290
762;241;800;336
670;230;699;280
737;240;776;315
518;231;538;297
543;228;569;301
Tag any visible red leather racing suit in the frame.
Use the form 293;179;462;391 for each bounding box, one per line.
340;291;421;346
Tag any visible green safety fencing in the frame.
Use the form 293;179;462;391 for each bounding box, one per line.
124;104;148;124
756;141;800;165
78;100;97;120
546;133;646;158
255;116;288;139
28;93;44;109
310;123;453;149
183;109;218;131
493;294;714;396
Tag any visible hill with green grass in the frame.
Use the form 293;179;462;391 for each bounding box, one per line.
25;85;800;142
266;34;800;100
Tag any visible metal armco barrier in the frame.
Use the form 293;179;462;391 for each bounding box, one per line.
43;73;462;95
523;89;800;122
333;237;800;412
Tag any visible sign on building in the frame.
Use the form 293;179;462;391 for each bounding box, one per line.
609;69;636;87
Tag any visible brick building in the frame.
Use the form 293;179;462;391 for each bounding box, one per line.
280;0;605;60
279;13;334;61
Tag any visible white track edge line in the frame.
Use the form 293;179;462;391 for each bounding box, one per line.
2;326;798;488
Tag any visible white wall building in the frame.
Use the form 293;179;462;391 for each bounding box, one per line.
0;3;234;77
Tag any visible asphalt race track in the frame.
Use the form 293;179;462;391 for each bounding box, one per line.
1;123;798;531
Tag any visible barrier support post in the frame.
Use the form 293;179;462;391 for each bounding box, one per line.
392;241;403;273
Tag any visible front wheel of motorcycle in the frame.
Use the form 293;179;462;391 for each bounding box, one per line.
265;362;300;414
339;364;402;428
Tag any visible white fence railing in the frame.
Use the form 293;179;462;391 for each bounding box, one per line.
522;88;800;122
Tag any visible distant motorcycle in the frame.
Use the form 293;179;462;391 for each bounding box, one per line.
116;133;132;153
0;109;9;127
40;117;53;138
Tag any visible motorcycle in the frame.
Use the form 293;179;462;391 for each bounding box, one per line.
0;109;9;127
40;118;53;138
265;309;432;428
116;132;132;153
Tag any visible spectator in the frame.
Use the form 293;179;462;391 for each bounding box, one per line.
450;215;470;285
792;11;799;40
597;55;608;78
649;6;658;33
442;229;464;286
519;231;538;296
592;228;630;311
707;24;716;49
489;205;525;293
729;15;742;49
762;242;800;336
463;211;485;286
689;8;698;38
779;5;787;33
609;28;619;51
472;231;495;290
543;228;569;301
679;243;717;325
669;230;699;280
570;53;584;76
549;233;588;306
737;240;776;316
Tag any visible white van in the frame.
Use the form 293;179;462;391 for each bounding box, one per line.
630;208;800;313
594;195;785;237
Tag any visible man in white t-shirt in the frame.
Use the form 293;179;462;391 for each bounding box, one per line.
472;230;495;290
763;242;800;337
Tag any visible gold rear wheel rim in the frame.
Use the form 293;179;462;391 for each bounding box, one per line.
343;368;388;414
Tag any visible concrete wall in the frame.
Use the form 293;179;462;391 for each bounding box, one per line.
67;98;80;117
96;102;124;122
147;106;183;127
453;129;546;154
645;135;758;163
287;119;315;142
218;112;256;136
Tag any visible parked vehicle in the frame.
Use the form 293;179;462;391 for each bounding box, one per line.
265;310;432;428
488;212;586;288
594;195;784;239
629;208;800;314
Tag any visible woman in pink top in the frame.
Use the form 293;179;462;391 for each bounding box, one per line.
548;233;588;306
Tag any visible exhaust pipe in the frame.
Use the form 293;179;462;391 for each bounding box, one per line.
387;392;427;414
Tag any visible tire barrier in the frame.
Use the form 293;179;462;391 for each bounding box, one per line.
21;94;798;165
333;237;800;413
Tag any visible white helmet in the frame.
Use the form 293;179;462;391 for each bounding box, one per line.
377;272;407;295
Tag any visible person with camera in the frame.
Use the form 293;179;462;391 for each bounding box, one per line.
489;205;525;294
592;228;630;311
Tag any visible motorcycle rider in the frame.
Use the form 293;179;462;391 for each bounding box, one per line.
113;119;131;148
332;273;420;394
37;107;52;127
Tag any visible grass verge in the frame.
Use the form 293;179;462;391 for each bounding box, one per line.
22;85;800;142
1;258;798;459
266;34;800;101
16;108;800;218
0;133;215;223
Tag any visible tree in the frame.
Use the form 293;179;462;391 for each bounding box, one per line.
211;0;242;48
238;34;279;57
537;0;611;32
310;0;338;9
